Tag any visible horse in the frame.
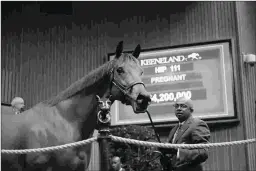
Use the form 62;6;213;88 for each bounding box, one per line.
1;41;151;171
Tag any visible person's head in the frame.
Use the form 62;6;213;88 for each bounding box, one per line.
11;97;25;111
111;156;122;171
173;96;193;122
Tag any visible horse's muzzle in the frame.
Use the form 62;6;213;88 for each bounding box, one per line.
133;93;151;113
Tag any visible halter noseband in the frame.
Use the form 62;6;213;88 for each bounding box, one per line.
109;69;145;97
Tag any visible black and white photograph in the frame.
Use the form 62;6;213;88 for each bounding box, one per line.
1;1;256;171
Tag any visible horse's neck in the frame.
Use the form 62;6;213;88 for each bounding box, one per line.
56;84;111;139
56;94;96;124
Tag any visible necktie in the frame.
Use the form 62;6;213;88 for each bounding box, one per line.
172;123;182;143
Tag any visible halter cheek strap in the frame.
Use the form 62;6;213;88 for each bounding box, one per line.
112;80;145;96
109;69;145;97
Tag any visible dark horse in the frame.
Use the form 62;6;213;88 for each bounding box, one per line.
1;41;151;171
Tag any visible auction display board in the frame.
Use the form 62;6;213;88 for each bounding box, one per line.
109;40;235;125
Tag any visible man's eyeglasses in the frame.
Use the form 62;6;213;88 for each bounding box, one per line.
173;104;188;109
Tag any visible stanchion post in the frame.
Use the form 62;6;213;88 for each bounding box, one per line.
98;128;111;171
96;95;112;171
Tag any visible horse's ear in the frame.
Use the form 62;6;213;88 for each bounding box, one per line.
115;41;123;58
132;44;141;58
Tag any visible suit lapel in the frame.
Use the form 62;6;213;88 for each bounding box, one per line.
174;117;193;143
166;125;179;143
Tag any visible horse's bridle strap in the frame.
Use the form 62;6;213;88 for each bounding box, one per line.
109;69;145;96
112;80;145;95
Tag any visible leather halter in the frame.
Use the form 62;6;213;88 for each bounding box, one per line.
109;69;145;97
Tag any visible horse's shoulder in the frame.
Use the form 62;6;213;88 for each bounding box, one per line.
30;123;48;134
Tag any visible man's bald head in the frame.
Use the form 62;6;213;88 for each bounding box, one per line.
174;96;194;122
11;97;25;111
112;156;120;162
175;96;193;111
111;156;122;171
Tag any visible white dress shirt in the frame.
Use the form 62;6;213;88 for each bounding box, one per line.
176;121;185;158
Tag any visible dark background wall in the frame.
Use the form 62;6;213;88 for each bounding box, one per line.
1;1;255;170
236;2;256;170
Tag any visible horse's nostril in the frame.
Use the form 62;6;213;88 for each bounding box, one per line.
147;95;152;102
136;94;150;111
137;94;144;100
137;94;151;104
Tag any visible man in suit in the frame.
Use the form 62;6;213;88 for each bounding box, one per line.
11;97;25;115
160;96;211;171
110;156;125;171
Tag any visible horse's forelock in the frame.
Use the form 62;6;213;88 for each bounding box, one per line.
118;53;139;66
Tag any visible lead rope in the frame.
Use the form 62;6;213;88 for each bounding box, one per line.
146;110;162;143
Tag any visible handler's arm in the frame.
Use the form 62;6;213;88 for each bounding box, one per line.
178;121;210;164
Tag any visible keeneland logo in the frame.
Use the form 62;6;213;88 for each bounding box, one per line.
187;53;201;60
140;53;202;66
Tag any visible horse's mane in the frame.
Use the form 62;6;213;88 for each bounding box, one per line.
43;60;116;106
42;53;139;106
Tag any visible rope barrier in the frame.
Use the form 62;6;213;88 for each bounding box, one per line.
110;136;256;149
1;137;97;154
1;136;255;154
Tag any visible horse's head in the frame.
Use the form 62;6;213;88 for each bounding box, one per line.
109;41;151;113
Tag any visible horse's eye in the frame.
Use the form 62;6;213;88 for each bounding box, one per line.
116;67;124;74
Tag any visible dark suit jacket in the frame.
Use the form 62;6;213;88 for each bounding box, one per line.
165;116;210;171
